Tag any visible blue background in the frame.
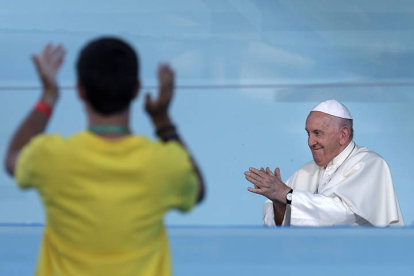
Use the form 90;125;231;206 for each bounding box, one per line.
0;0;413;226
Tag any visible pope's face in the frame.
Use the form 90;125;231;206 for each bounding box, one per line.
305;111;343;167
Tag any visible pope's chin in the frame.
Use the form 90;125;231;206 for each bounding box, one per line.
311;153;325;167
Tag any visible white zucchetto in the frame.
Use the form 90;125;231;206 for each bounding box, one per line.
311;100;353;120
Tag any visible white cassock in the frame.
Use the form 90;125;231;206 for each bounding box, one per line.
263;141;405;227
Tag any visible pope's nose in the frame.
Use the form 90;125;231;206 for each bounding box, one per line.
308;136;317;148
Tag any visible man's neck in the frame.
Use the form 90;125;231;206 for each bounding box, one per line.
86;104;131;139
330;140;354;166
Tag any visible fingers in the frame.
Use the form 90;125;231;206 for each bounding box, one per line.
254;172;260;189
39;43;64;60
31;55;41;72
158;63;174;90
144;93;152;112
31;43;66;94
145;93;152;104
274;167;282;182
31;54;49;82
149;63;173;112
244;172;263;187
247;187;263;195
33;43;65;74
158;63;173;77
51;44;64;57
261;167;274;176
249;167;267;178
266;167;274;176
254;172;261;189
41;43;53;57
246;166;284;199
50;44;65;64
245;167;276;189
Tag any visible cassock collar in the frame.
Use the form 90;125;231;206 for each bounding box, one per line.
325;141;355;169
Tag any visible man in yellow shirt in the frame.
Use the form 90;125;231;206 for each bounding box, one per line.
5;37;205;275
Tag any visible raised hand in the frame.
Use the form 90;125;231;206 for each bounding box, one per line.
245;167;291;204
145;63;174;120
32;43;65;105
274;167;283;182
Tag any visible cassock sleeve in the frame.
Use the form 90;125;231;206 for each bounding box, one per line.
263;200;276;226
263;191;360;227
287;190;360;226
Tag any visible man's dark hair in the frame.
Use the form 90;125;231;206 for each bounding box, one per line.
76;37;139;115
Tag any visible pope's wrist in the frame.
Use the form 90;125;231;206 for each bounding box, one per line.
278;186;293;204
284;188;293;205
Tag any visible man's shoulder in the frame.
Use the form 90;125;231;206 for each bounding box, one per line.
353;144;386;162
152;140;188;158
286;160;319;182
297;160;319;172
342;143;389;173
16;134;67;184
26;133;66;150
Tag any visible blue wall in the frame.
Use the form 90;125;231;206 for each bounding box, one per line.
2;225;414;275
1;0;413;226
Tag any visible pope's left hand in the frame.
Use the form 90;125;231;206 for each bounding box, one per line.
245;167;291;204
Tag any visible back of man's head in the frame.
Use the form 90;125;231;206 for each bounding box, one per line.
76;37;139;116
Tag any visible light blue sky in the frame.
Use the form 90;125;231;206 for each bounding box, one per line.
0;0;413;225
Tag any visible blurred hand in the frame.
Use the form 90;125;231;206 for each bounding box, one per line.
32;43;65;105
145;63;174;121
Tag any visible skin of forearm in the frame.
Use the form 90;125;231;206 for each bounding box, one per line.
6;43;63;176
151;113;205;203
273;201;287;225
5;100;53;176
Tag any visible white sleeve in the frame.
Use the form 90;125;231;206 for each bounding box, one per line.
289;190;358;226
263;200;276;226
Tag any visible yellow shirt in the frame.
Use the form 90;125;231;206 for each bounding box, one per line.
16;131;199;276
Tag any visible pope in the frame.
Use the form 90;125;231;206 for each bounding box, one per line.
245;100;404;227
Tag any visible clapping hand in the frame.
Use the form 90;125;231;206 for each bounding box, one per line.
32;43;65;105
145;63;174;121
245;167;291;204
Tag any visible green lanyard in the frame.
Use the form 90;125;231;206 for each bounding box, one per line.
88;125;131;134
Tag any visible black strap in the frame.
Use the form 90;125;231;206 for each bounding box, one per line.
155;124;176;136
286;189;293;205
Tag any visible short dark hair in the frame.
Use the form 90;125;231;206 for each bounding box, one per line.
76;37;139;115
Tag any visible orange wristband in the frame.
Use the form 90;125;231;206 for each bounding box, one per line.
34;101;52;117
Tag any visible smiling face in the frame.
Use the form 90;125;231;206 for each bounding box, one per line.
305;111;350;167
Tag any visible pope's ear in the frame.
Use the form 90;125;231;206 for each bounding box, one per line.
339;126;351;145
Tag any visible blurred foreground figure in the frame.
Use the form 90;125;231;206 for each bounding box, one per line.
5;38;204;275
245;100;403;227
